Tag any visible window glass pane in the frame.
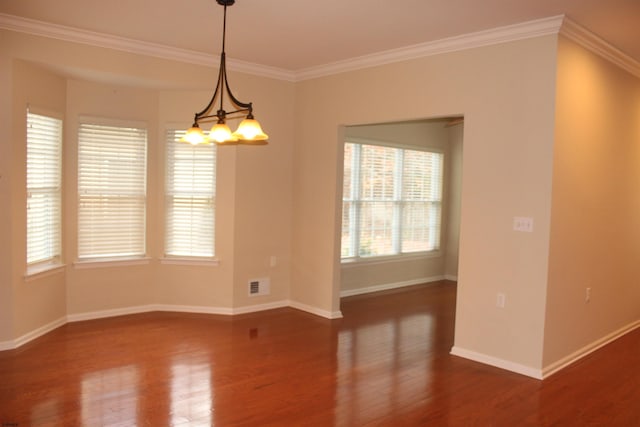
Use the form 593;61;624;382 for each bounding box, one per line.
341;141;443;259
359;145;396;201
165;130;216;257
341;201;353;258
78;122;147;259
401;150;443;253
359;201;394;257
343;143;353;200
403;150;431;200
402;201;442;252
26;111;62;265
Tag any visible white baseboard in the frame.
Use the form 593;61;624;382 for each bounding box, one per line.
158;300;341;320
67;304;156;322
451;319;640;380
450;346;543;379
68;300;293;320
444;274;458;281
0;316;67;351
541;319;640;379
231;300;290;315
150;301;291;316
1;299;338;351
340;275;446;298
289;300;343;319
153;304;233;316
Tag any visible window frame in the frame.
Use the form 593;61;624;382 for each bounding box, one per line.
163;127;217;262
341;138;444;263
25;107;64;276
76;116;148;263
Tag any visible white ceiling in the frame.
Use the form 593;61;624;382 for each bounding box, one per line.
1;0;639;72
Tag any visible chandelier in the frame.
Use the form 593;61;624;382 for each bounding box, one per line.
182;0;268;145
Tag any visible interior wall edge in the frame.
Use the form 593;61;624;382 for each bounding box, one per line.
450;346;543;380
0;315;66;351
289;300;343;319
541;319;640;379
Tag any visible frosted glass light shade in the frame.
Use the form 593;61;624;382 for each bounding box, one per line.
181;126;208;145
210;122;237;144
232;118;268;144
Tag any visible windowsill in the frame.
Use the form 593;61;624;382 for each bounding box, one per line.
160;256;220;267
25;263;66;281
341;251;442;268
74;256;152;269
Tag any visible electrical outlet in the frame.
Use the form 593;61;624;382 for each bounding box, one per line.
585;287;591;303
496;292;506;308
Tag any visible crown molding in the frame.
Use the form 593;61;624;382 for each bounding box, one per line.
295;15;565;81
2;13;638;82
559;17;640;78
0;13;296;82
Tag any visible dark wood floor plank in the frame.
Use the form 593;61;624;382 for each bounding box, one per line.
1;281;639;426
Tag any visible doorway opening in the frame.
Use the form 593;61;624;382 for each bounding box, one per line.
337;117;463;299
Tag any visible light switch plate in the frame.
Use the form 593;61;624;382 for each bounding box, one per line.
513;217;533;232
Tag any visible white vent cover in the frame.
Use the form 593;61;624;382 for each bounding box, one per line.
248;278;270;296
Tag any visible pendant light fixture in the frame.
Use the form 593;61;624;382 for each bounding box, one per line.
182;0;268;146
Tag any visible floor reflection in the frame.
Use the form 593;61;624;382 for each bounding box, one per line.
81;365;139;426
170;361;213;426
30;397;60;426
335;312;435;426
0;283;467;426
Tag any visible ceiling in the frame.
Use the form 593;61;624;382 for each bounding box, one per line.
1;0;639;73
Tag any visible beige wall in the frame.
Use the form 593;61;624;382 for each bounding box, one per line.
0;29;295;343
3;22;638;379
340;120;460;294
64;80;158;315
0;40;14;342
157;77;295;310
10;61;68;338
229;74;295;308
543;37;640;367
445;123;463;279
292;36;559;370
155;90;236;309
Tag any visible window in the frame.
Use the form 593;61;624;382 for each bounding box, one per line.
165;130;216;257
341;142;443;259
77;121;147;260
26;110;63;267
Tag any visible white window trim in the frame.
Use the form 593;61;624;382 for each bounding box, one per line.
25;262;66;281
341;137;445;262
346;137;445;154
164;127;216;258
73;256;152;269
159;256;220;267
26;106;64;274
77;117;148;260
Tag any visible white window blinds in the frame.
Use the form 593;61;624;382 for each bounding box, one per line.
401;149;443;252
26;111;62;265
78;122;147;259
165;130;216;257
342;142;443;259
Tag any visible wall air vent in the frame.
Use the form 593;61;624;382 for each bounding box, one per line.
248;278;270;296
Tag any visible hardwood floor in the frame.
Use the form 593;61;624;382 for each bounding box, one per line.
1;280;639;426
